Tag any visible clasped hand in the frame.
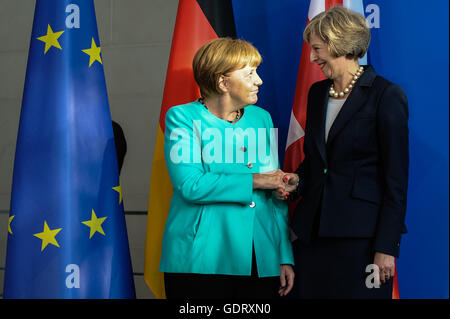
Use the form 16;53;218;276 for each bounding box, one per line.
253;170;299;200
274;171;299;200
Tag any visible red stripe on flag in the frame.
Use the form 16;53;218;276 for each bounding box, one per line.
393;263;400;298
158;0;218;132
325;0;343;10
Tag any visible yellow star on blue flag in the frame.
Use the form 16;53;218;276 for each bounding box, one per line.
82;37;102;67
8;215;15;235
112;184;123;204
82;209;107;239
36;24;64;54
33;221;62;251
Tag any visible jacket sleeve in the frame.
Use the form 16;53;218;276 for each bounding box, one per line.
263;112;294;265
374;84;409;257
272;195;294;265
164;107;254;204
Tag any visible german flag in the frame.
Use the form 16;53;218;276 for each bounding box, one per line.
143;0;237;299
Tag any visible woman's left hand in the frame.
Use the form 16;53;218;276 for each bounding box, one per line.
273;173;299;200
278;264;295;296
373;252;395;285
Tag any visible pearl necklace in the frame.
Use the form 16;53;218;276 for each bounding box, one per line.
329;66;364;98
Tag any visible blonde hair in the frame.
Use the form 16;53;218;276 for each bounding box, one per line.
303;5;370;59
193;38;262;98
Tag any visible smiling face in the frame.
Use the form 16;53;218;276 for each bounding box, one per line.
221;65;263;107
309;33;348;81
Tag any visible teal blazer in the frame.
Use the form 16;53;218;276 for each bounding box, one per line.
159;101;294;277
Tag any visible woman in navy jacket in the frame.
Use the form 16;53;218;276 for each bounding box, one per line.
279;6;409;298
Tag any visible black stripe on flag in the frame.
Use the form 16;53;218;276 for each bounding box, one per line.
196;0;237;38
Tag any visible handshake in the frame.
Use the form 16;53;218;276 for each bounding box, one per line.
253;169;300;200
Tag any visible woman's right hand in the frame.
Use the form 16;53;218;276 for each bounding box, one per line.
253;169;286;190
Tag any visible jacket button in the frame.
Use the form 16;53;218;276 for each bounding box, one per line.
249;201;256;208
246;162;253;169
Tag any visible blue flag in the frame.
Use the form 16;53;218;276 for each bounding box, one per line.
3;0;136;298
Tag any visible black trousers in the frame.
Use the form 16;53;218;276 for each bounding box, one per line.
290;237;393;299
288;206;393;299
164;247;280;299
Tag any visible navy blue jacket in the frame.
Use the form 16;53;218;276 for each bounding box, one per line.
291;65;409;257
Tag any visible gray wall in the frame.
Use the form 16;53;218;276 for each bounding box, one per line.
0;0;179;298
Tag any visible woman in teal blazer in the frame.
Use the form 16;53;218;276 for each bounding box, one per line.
159;38;294;299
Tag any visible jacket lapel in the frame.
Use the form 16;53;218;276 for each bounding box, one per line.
326;65;377;148
310;81;330;165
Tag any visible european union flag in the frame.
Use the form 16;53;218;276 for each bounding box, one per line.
3;0;136;298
